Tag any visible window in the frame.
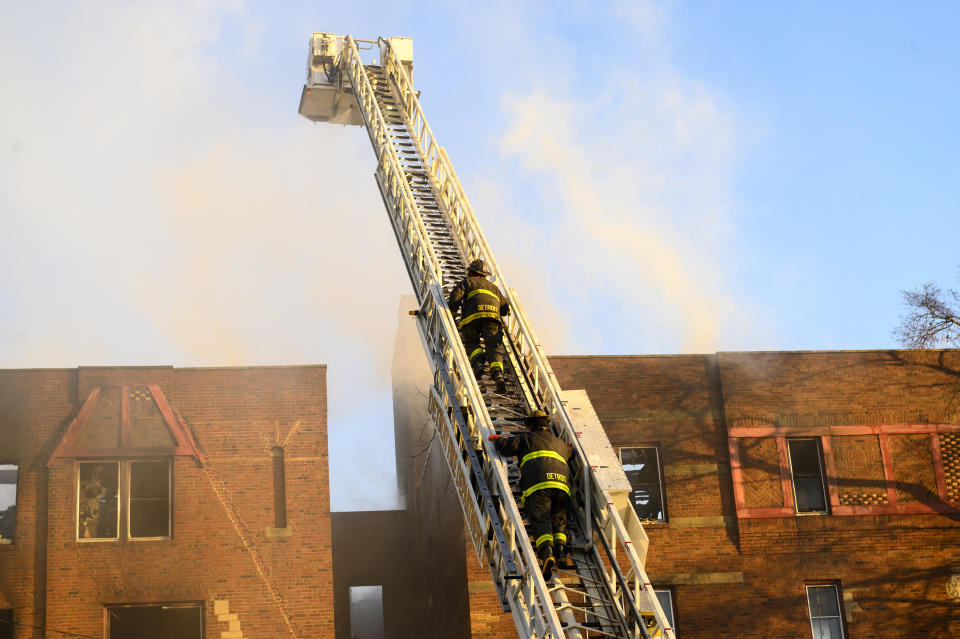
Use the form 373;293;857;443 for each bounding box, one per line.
349;585;384;639
788;439;829;513
654;588;676;635
108;603;202;639
128;460;171;539
806;585;845;639
620;447;666;522
0;464;17;544
78;462;120;539
0;609;12;639
77;460;170;541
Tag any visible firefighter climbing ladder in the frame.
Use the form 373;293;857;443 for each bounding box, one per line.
299;34;675;639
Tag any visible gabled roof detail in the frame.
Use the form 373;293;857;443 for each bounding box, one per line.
48;385;204;465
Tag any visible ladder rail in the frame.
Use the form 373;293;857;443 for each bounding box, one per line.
377;37;675;639
335;34;676;639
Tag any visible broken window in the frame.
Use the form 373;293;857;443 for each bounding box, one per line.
788;439;829;514
0;464;17;544
107;603;202;639
129;460;171;539
77;462;120;540
806;584;845;639
620;446;666;522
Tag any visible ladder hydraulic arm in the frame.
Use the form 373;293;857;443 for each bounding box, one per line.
299;33;675;639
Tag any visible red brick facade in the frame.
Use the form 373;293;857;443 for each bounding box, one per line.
462;350;960;637
0;365;332;639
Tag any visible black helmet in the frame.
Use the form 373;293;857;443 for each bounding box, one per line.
467;259;489;277
524;409;550;429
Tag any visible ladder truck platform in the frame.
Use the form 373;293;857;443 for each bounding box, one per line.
298;33;675;639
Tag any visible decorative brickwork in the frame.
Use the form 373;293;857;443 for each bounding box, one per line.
942;432;960;503
738;438;784;508
890;434;939;504
832;434;889;506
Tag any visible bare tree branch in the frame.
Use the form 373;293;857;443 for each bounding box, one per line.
894;274;960;348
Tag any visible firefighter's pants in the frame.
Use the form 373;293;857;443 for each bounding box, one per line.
461;319;504;378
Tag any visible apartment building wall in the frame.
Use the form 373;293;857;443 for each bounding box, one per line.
0;365;332;639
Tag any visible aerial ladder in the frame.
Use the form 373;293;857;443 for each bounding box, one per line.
299;34;675;639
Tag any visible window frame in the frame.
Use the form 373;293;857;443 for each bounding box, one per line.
653;587;676;635
0;461;18;546
126;459;173;541
787;438;830;515
805;582;846;639
619;445;668;524
76;459;172;542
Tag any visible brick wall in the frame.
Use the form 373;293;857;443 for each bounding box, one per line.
0;365;333;639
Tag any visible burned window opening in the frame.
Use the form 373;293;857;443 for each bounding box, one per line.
77;462;120;540
620;446;666;523
107;602;202;639
0;609;12;639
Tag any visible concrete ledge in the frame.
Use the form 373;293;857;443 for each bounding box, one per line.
668;516;737;528
652;572;744;585
265;526;292;537
663;463;730;478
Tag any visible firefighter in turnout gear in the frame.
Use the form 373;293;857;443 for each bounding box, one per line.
489;410;573;580
447;258;511;393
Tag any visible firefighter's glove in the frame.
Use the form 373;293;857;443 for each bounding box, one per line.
488;434;501;441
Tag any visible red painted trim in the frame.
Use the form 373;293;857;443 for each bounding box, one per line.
149;385;204;462
820;435;841;509
728;438;746;515
776;437;795;511
931;433;950;502
878;434;898;505
120;386;130;448
729;423;960;438
832;502;960;516
68;447;181;458
737;507;794;519
47;388;101;466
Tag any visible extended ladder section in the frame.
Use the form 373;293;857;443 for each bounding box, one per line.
300;34;675;639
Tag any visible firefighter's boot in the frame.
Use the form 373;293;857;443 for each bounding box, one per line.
492;370;506;394
538;544;555;581
555;543;571;569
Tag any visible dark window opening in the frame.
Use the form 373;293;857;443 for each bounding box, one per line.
271;446;287;528
0;609;12;639
620;447;666;522
788;439;829;514
108;603;202;639
0;464;17;544
129;460;171;538
78;462;120;539
806;584;845;638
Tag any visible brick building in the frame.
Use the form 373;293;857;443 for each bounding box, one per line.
0;365;332;639
443;350;960;638
3;321;959;638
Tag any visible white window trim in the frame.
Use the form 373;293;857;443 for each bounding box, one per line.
76;459;172;542
806;584;845;639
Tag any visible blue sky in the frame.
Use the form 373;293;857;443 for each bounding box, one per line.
2;1;958;509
